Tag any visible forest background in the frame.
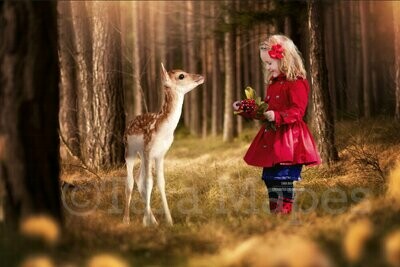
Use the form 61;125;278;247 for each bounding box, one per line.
1;1;400;267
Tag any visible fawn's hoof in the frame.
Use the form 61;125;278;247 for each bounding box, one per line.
122;216;130;224
143;214;158;227
166;217;174;226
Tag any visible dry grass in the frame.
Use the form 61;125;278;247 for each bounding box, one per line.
387;161;400;204
3;118;400;266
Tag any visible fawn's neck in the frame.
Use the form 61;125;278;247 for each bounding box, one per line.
157;86;184;132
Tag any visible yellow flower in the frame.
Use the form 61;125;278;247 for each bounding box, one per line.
244;86;255;99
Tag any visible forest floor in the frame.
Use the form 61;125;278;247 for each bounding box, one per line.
3;117;400;267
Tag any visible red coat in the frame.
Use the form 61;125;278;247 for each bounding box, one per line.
243;75;321;167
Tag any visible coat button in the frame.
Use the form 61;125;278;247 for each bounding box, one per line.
263;145;267;148
280;81;283;84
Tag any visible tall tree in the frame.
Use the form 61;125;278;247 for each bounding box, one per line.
58;1;80;157
324;3;337;120
132;1;143;117
181;2;190;130
308;0;339;165
211;2;221;137
359;1;371;118
187;1;201;136
394;1;400;120
223;1;234;142
332;1;345;118
235;24;243;135
0;1;62;225
147;3;157;112
200;1;209;138
70;1;93;159
86;2;125;170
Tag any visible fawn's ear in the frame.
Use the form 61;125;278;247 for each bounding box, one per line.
161;63;173;87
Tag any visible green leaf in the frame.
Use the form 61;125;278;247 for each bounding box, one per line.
258;103;268;112
255;96;262;106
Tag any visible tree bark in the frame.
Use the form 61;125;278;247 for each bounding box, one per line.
200;1;208;139
223;1;234;142
70;1;93;159
332;1;345;118
359;1;371;118
308;0;339;165
211;2;220;137
147;3;157;112
58;1;80;157
181;2;190;130
0;1;62;225
132;1;143;117
88;2;125;170
394;2;400;120
235;26;243;135
324;3;336;121
187;1;200;136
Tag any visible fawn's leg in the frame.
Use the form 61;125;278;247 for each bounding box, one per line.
136;159;157;224
143;156;158;226
155;157;173;226
123;155;135;224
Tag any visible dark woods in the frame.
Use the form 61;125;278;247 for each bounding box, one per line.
0;0;399;225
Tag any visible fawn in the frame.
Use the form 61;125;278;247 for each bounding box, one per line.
123;63;204;226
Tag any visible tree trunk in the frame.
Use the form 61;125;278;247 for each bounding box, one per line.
182;2;190;130
243;31;250;88
0;1;62;225
156;1;167;65
132;1;143;117
324;3;336;121
88;2;125;170
308;0;339;165
211;3;220;137
394;1;400;120
200;1;208;139
187;1;200;136
147;3;157;112
58;1;80;157
359;1;371;118
369;1;378;114
223;1;234;142
235;27;243;135
71;1;94;160
333;1;345;118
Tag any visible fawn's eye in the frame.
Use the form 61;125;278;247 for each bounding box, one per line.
179;74;185;80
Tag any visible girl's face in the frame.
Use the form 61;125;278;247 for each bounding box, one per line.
260;44;281;78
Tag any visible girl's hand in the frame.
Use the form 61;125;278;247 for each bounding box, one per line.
233;101;241;111
264;110;275;121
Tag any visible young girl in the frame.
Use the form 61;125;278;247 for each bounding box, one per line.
235;34;321;214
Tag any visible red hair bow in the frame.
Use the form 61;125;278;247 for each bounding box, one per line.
268;44;284;59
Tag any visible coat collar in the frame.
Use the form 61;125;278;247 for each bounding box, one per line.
269;73;286;84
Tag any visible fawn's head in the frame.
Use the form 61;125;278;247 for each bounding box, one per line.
161;63;204;94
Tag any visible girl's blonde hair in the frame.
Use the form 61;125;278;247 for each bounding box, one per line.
260;34;306;83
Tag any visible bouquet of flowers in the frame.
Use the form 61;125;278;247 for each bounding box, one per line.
233;87;276;130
